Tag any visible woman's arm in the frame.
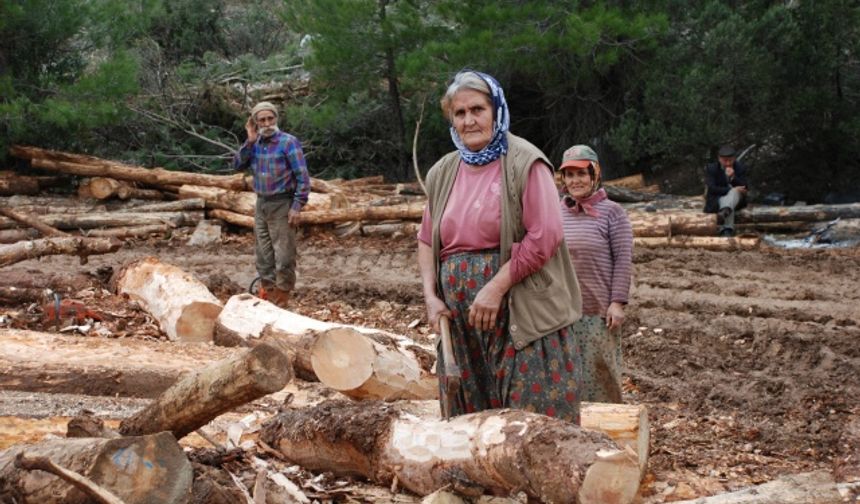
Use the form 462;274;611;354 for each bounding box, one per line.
418;240;450;333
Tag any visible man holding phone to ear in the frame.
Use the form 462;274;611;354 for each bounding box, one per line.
233;101;310;308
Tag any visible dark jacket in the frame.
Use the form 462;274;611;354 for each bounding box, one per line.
704;160;749;213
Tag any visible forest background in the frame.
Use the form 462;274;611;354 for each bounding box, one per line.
1;0;858;203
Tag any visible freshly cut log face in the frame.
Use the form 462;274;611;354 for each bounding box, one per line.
311;327;437;400
0;431;192;504
261;400;640;504
113;257;223;342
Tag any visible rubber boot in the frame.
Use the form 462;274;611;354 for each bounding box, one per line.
270;287;291;309
258;280;274;301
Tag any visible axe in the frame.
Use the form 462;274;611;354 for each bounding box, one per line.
438;314;461;420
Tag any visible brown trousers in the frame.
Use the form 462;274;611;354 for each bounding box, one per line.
254;194;297;292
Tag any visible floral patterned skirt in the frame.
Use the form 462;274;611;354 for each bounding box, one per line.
572;315;623;403
437;250;583;424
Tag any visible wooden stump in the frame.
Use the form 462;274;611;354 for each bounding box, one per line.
0;431;192;504
113;257;223;342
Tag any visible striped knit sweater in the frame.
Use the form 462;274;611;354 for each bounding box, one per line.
560;197;633;317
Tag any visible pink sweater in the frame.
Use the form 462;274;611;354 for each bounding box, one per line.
561;197;633;316
418;159;562;283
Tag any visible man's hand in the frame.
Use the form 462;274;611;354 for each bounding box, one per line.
606;302;626;331
245;116;258;144
724;165;735;179
736;186;748;194
288;209;300;227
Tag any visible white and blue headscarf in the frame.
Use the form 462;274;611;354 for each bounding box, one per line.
450;71;510;166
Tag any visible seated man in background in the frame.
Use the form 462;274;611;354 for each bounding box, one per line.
704;145;749;237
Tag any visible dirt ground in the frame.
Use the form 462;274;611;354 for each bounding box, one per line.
1;227;859;502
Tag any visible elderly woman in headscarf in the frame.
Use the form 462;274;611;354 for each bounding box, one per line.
417;70;584;422
558;145;633;403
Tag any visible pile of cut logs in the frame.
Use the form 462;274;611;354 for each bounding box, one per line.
4;145;860;258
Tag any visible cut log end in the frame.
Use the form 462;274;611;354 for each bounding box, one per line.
311;327;376;391
176;301;224;342
578;448;641;504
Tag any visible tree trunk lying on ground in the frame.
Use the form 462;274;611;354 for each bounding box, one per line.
737;202;860;223
672;470;843;504
119;343;291;439
208;208;254;228
0;431;192;504
0;171;41;196
0;207;68;237
178;184;349;215
299;201;425;225
0;210;203;231
260;400;641;504
116;198;205;213
112;256;223;342
634;236;761;250
215;293;436;398
83;224;172;239
11;145;247;191
312;327;438;401
0;286;47;304
0;328;233;398
0;236;121;267
627;211;717;237
0;228;39;244
85;177;165;201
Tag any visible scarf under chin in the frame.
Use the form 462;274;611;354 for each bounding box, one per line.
565;188;607;218
450;71;510;166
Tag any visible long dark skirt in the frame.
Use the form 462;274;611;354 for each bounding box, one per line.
437;250;583;424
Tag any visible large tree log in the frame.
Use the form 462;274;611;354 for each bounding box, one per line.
737;202;860;223
0;328;232;398
11;145;247;190
0;228;39;244
299;201;425;225
215;294;436;398
0;171;40;196
0;236;121;267
117;198;205;213
0;207;69;237
113;257;223;342
178;184;349;215
15;453;127;504
261;401;640;503
312;327;437;401
672;470;842;504
208;208;254;228
87;177;165;200
0;431;192;504
627;211;717;237
0;211;203;230
84;224;172;239
604;173;645;190
119;343;291;439
634;236;761;250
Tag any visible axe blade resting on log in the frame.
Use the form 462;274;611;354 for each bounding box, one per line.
438;315;460;420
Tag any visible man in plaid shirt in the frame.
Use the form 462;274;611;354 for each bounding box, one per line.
233;101;311;307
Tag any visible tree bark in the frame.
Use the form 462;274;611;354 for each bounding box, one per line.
0;432;192;504
14;454;127;504
0;171;41;196
215;293;436;396
208;208;254;228
361;222;420;237
737;203;860;223
0;328;233;398
634;236;761;250
604;173;645;190
11;145;247;190
0;286;47;304
0;211;203;231
0;236;121;267
83;224;172;239
260;401;640;503
312;327;438;401
627;211;717;237
117;198;205;213
119;343;291;439
299;201;424;225
0;228;39;244
87;177;165;200
113;257;223;342
0;207;68;237
178;184;348;215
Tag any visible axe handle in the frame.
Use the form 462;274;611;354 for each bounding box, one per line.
439;315;458;376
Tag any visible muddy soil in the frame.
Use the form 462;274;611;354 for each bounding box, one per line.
1;229;859;502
